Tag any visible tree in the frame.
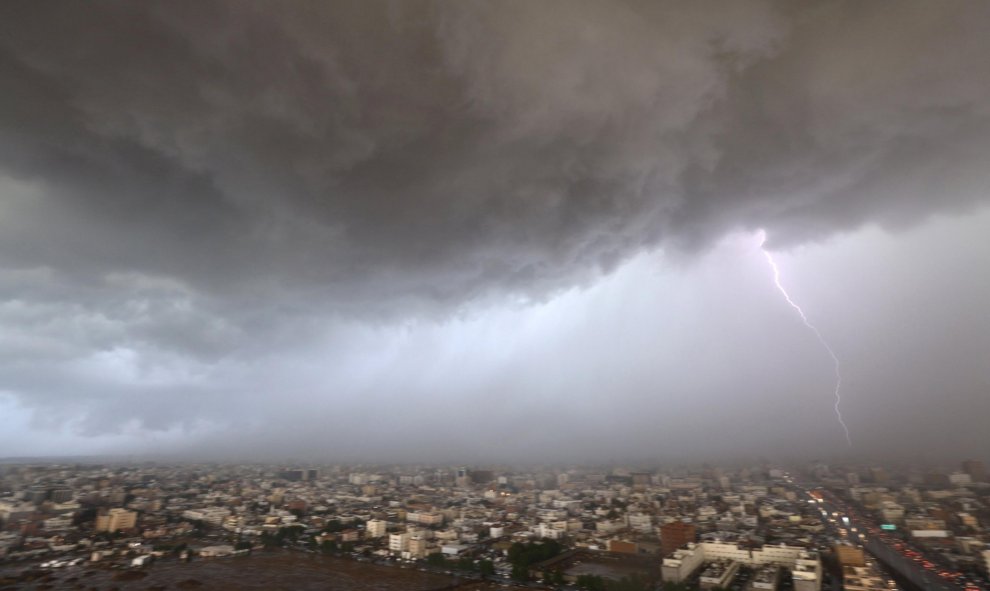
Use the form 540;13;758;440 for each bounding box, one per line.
323;520;347;533
511;563;530;581
427;553;447;567
507;539;563;581
478;560;495;578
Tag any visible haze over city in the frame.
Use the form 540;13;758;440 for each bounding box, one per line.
1;1;989;462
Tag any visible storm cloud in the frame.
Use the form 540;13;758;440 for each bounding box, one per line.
1;1;989;460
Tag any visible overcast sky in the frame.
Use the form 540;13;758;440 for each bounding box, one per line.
1;1;989;463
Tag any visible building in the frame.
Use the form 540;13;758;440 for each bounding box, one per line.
389;532;409;554
661;520;696;557
880;502;904;523
752;564;781;590
0;500;35;524
962;460;987;483
834;544;866;567
843;565;889;591
182;507;231;526
407;535;428;559
470;470;495;485
627;512;653;533
366;519;387;538
662;545;705;582
607;539;638;554
950;472;973;486
662;542;821;591
407;511;444;526
631;472;652;490
95;508;137;532
699;560;739;589
199;545;235;557
49;488;74;503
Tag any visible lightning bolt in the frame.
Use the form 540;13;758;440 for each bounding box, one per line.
759;232;852;447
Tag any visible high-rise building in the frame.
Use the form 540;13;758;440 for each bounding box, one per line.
962;460;987;483
661;520;696;557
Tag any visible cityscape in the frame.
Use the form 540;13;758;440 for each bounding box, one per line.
1;459;989;590
3;1;990;590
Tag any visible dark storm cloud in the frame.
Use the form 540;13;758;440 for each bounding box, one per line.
1;0;987;310
2;1;990;458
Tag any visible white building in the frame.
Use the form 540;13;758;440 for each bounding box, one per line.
43;515;74;532
699;560;739;589
662;542;821;591
535;522;563;540
182;507;231;526
389;533;409;554
442;543;468;556
199;545;235;557
407;511;444;526
627;513;653;533
367;519;387;538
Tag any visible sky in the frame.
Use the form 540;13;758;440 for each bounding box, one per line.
1;1;989;463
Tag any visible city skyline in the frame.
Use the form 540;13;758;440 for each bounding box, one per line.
1;1;990;462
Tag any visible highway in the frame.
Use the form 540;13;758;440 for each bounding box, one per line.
786;477;979;591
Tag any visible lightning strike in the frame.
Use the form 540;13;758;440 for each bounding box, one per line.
759;232;853;447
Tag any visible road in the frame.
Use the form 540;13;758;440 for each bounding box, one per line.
789;479;975;591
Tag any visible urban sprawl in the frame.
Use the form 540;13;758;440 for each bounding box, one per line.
1;460;989;591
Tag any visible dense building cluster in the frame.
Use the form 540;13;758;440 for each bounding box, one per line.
0;460;988;590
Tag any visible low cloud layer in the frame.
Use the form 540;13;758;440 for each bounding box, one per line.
1;1;989;460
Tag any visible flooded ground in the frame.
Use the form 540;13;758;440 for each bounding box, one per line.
0;551;458;591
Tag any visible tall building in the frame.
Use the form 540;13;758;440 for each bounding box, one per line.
962;460;987;483
661;520;696;557
389;532;409;554
367;519;387;538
